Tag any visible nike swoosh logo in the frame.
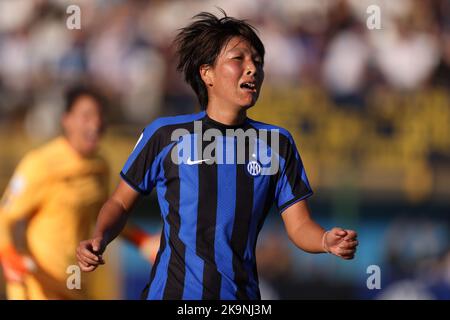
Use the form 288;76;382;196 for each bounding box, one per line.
186;157;211;165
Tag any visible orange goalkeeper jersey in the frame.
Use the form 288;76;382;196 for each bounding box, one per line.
0;137;109;286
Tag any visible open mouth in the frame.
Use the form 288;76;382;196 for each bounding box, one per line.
240;82;257;93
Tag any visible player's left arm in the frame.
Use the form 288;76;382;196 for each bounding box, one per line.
281;199;358;259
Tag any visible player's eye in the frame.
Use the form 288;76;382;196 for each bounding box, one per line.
253;57;263;66
233;56;243;60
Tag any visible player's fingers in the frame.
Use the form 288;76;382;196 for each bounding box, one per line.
79;247;100;262
336;248;355;256
330;227;347;238
77;257;90;268
78;261;96;272
76;254;91;266
77;240;91;250
76;256;99;272
77;241;94;256
343;230;357;241
96;254;105;265
77;252;100;266
339;240;358;249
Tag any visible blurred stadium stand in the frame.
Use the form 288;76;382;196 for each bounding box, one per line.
0;0;449;299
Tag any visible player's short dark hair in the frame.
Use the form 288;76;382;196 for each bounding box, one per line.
175;9;265;109
64;84;106;113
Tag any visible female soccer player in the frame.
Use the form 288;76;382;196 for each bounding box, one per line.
77;10;358;300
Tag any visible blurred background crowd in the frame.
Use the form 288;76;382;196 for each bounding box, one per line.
0;0;449;299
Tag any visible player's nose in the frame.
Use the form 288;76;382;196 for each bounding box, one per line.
87;116;104;133
246;61;256;76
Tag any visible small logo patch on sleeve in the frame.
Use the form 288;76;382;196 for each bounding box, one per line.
9;175;26;196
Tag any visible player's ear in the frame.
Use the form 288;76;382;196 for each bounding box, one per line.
200;64;214;87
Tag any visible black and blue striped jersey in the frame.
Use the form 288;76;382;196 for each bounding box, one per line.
121;111;313;300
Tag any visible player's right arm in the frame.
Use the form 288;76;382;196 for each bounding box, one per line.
76;180;140;272
78;121;163;272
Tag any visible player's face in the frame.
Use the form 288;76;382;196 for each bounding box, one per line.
204;36;264;111
63;95;104;157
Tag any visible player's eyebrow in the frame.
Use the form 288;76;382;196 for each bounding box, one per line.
226;47;259;58
227;48;262;62
227;47;247;54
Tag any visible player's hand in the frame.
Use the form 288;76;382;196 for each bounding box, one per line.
76;237;106;272
323;227;358;259
0;245;36;282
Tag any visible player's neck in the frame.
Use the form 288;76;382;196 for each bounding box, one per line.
205;107;247;126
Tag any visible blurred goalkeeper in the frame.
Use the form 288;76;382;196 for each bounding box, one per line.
0;84;159;299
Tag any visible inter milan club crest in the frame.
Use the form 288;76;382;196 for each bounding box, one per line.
246;160;261;177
